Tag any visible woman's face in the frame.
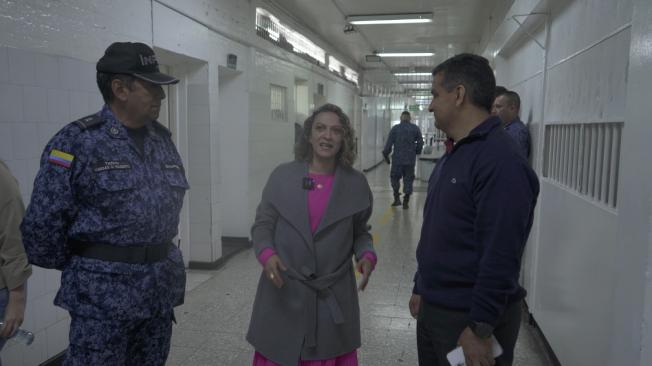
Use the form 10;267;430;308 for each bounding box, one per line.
309;111;345;162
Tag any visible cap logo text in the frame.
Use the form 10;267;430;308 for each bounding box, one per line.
139;54;158;67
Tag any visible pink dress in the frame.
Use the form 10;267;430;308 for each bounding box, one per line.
254;172;376;366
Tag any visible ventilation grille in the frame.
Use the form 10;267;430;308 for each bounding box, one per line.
543;122;623;209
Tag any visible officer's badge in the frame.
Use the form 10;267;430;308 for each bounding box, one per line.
48;149;74;168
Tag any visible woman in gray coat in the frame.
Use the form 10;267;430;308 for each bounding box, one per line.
247;103;377;366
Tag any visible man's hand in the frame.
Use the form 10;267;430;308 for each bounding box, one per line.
383;154;390;164
356;258;373;291
0;285;26;338
457;326;495;366
409;294;421;319
264;255;287;288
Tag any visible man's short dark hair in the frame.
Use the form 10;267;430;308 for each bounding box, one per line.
401;111;411;117
501;91;521;111
97;72;135;104
431;53;496;112
495;85;508;98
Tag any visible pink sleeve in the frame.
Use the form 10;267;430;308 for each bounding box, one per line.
257;248;277;266
360;251;378;271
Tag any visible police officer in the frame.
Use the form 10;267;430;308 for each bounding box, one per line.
21;42;188;365
382;111;424;209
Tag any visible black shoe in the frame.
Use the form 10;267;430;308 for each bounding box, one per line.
391;193;401;206
402;194;410;209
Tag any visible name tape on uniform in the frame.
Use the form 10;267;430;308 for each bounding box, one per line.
93;161;132;172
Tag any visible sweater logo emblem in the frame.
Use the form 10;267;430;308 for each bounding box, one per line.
451;178;457;184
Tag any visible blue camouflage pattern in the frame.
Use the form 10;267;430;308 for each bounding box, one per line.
21;105;188;320
504;118;530;159
64;311;173;366
383;121;424;165
390;164;416;195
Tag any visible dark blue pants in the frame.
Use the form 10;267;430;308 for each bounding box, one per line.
64;311;173;366
390;164;416;195
416;300;521;366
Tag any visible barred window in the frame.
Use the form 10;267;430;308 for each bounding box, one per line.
270;84;287;121
255;8;326;65
543;122;623;209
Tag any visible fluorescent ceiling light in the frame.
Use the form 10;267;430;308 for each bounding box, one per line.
347;13;432;25
377;52;434;57
394;72;432;76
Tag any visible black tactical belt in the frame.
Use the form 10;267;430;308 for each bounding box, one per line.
70;240;171;264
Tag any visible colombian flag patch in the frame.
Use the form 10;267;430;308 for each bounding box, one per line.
48;149;74;168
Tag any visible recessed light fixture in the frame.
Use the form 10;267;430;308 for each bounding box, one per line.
377;52;434;57
394;72;432;76
347;13;433;25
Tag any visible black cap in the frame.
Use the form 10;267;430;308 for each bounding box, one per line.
96;42;179;85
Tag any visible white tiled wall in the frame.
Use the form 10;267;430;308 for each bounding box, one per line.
0;0;365;363
0;45;99;364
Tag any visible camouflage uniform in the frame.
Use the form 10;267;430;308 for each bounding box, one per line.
382;121;424;196
504;118;530;159
21;105;188;365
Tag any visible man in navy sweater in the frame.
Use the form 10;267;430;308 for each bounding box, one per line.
409;54;539;366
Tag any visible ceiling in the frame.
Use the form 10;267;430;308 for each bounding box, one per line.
272;0;501;94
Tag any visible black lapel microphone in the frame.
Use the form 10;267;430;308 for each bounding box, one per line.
302;177;315;190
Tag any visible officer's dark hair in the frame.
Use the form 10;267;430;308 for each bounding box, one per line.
401;111;410;118
295;103;356;168
97;72;136;104
431;53;496;112
498;90;521;111
495;85;508;98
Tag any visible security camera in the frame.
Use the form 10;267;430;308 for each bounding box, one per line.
343;24;357;34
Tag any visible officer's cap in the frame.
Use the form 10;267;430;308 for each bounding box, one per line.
97;42;179;85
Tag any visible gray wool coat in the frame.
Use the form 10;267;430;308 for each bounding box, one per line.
246;161;375;366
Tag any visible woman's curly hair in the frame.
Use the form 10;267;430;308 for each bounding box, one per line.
294;103;356;167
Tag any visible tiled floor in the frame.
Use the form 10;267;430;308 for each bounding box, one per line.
168;164;554;366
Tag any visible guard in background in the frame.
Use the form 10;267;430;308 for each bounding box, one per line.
21;42;189;366
382;111;424;209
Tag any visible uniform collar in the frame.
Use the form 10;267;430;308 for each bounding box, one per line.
100;105;162;141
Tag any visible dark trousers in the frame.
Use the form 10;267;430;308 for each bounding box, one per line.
64;311;174;366
416;300;521;366
390;164;416;195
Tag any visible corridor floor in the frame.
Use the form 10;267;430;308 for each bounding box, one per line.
167;163;554;366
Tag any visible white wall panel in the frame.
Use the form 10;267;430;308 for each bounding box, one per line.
487;0;640;365
536;182;618;366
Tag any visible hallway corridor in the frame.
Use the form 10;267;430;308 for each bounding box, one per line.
167;164;553;366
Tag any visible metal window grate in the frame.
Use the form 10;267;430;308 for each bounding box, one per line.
543;122;623;208
270;84;287;121
255;8;326;65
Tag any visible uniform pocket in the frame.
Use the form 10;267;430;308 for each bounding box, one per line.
162;163;189;190
94;167;136;192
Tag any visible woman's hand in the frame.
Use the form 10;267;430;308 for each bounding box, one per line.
356;258;373;291
264;254;287;288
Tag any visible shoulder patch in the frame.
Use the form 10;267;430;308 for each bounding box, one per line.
74;114;105;130
152;121;172;137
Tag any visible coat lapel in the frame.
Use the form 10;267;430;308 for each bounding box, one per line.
314;165;370;236
267;162;314;252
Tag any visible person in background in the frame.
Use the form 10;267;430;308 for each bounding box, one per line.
0;161;32;363
382;111;424;209
247;103;377;366
20;42;188;365
410;54;539;366
492;90;530;159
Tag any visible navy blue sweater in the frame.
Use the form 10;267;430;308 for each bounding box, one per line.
414;116;539;326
